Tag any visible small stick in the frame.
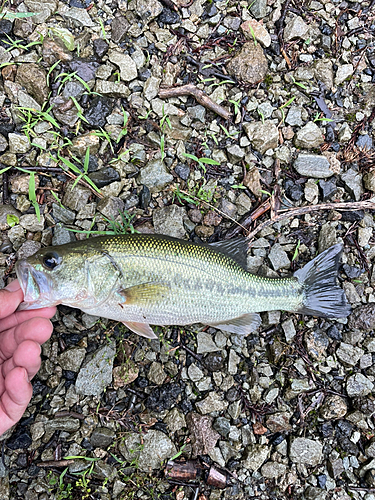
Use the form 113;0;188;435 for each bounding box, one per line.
36;459;75;468
159;84;231;120
246;200;375;242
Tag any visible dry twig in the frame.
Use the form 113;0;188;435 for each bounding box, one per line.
159;84;231;120
246;200;375;242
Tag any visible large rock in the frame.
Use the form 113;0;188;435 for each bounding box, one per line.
75;344;116;396
227;41;268;84
294;154;334;178
243;121;278;154
137;159;173;193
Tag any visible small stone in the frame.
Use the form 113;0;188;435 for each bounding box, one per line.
108;50;137;82
320;395;347;419
88;167;120;188
195;392;228;414
85;97;113;129
228;349;240;375
349;304;375;331
341;168;364;201
97;197;125;220
268;243;290;271
227;41;268;84
282;318;296;342
70;132;100;156
304;330;329;361
289;438;323;466
16;240;41;260
153;205;187;239
319;178;337;201
335;64;354;86
243;120;278;154
75;344;116;396
0;204;21;231
336;342;364;366
93;38;109;59
364;170;375;193
243;166;262;197
95;80;130;98
111;16;130;44
347;373;374;397
143;76;161;102
213;417;231;437
266;413;292;433
113;362;139;389
188;363;204;382
63;6;95;27
62;182;92;212
294;122;324;149
197;332;220;354
8;133;30;154
294;154;333;179
52;223;76;246
58;348;86;372
15;63;49;105
328;458;344;478
42;37;73;65
90;428;115;449
148;362;167;385
240;19;271;47
136;0;163;20
137;430;176;471
242;444;270;471
284;16;309;41
137;159;173;193
44;417;80;433
186;412;220;457
52;203;76;225
357;134;373;149
249;0;267;18
286;106;304;126
19;214;44;232
261;462;287;479
164;408;186;433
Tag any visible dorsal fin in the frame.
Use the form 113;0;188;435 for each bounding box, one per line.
209;237;248;270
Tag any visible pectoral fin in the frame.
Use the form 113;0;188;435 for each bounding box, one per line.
208;313;261;336
122;321;157;339
118;283;170;305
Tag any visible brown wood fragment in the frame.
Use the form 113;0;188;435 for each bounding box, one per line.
159;84;231;120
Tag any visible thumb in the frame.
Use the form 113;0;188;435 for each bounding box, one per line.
0;280;24;320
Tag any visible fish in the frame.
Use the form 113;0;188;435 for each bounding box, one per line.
15;234;351;339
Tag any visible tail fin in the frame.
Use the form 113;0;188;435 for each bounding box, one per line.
294;244;351;319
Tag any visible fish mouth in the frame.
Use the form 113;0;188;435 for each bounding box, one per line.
15;260;55;310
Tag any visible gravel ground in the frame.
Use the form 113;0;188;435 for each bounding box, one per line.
0;0;375;499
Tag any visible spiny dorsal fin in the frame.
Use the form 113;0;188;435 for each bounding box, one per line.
208;312;261;336
209;237;248;270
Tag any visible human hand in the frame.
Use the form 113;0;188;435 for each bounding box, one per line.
0;280;56;436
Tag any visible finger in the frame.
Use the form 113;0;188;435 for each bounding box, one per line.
0;280;24;320
0;306;56;333
0;367;32;435
1;340;42;381
0;317;53;361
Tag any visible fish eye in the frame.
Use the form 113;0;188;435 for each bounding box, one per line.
42;252;61;270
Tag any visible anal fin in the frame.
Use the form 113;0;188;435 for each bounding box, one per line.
122;321;157;339
208;313;261;336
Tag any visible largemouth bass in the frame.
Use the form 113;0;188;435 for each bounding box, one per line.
15;234;350;339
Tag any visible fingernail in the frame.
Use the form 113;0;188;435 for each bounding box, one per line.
23;368;30;383
5;279;20;292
